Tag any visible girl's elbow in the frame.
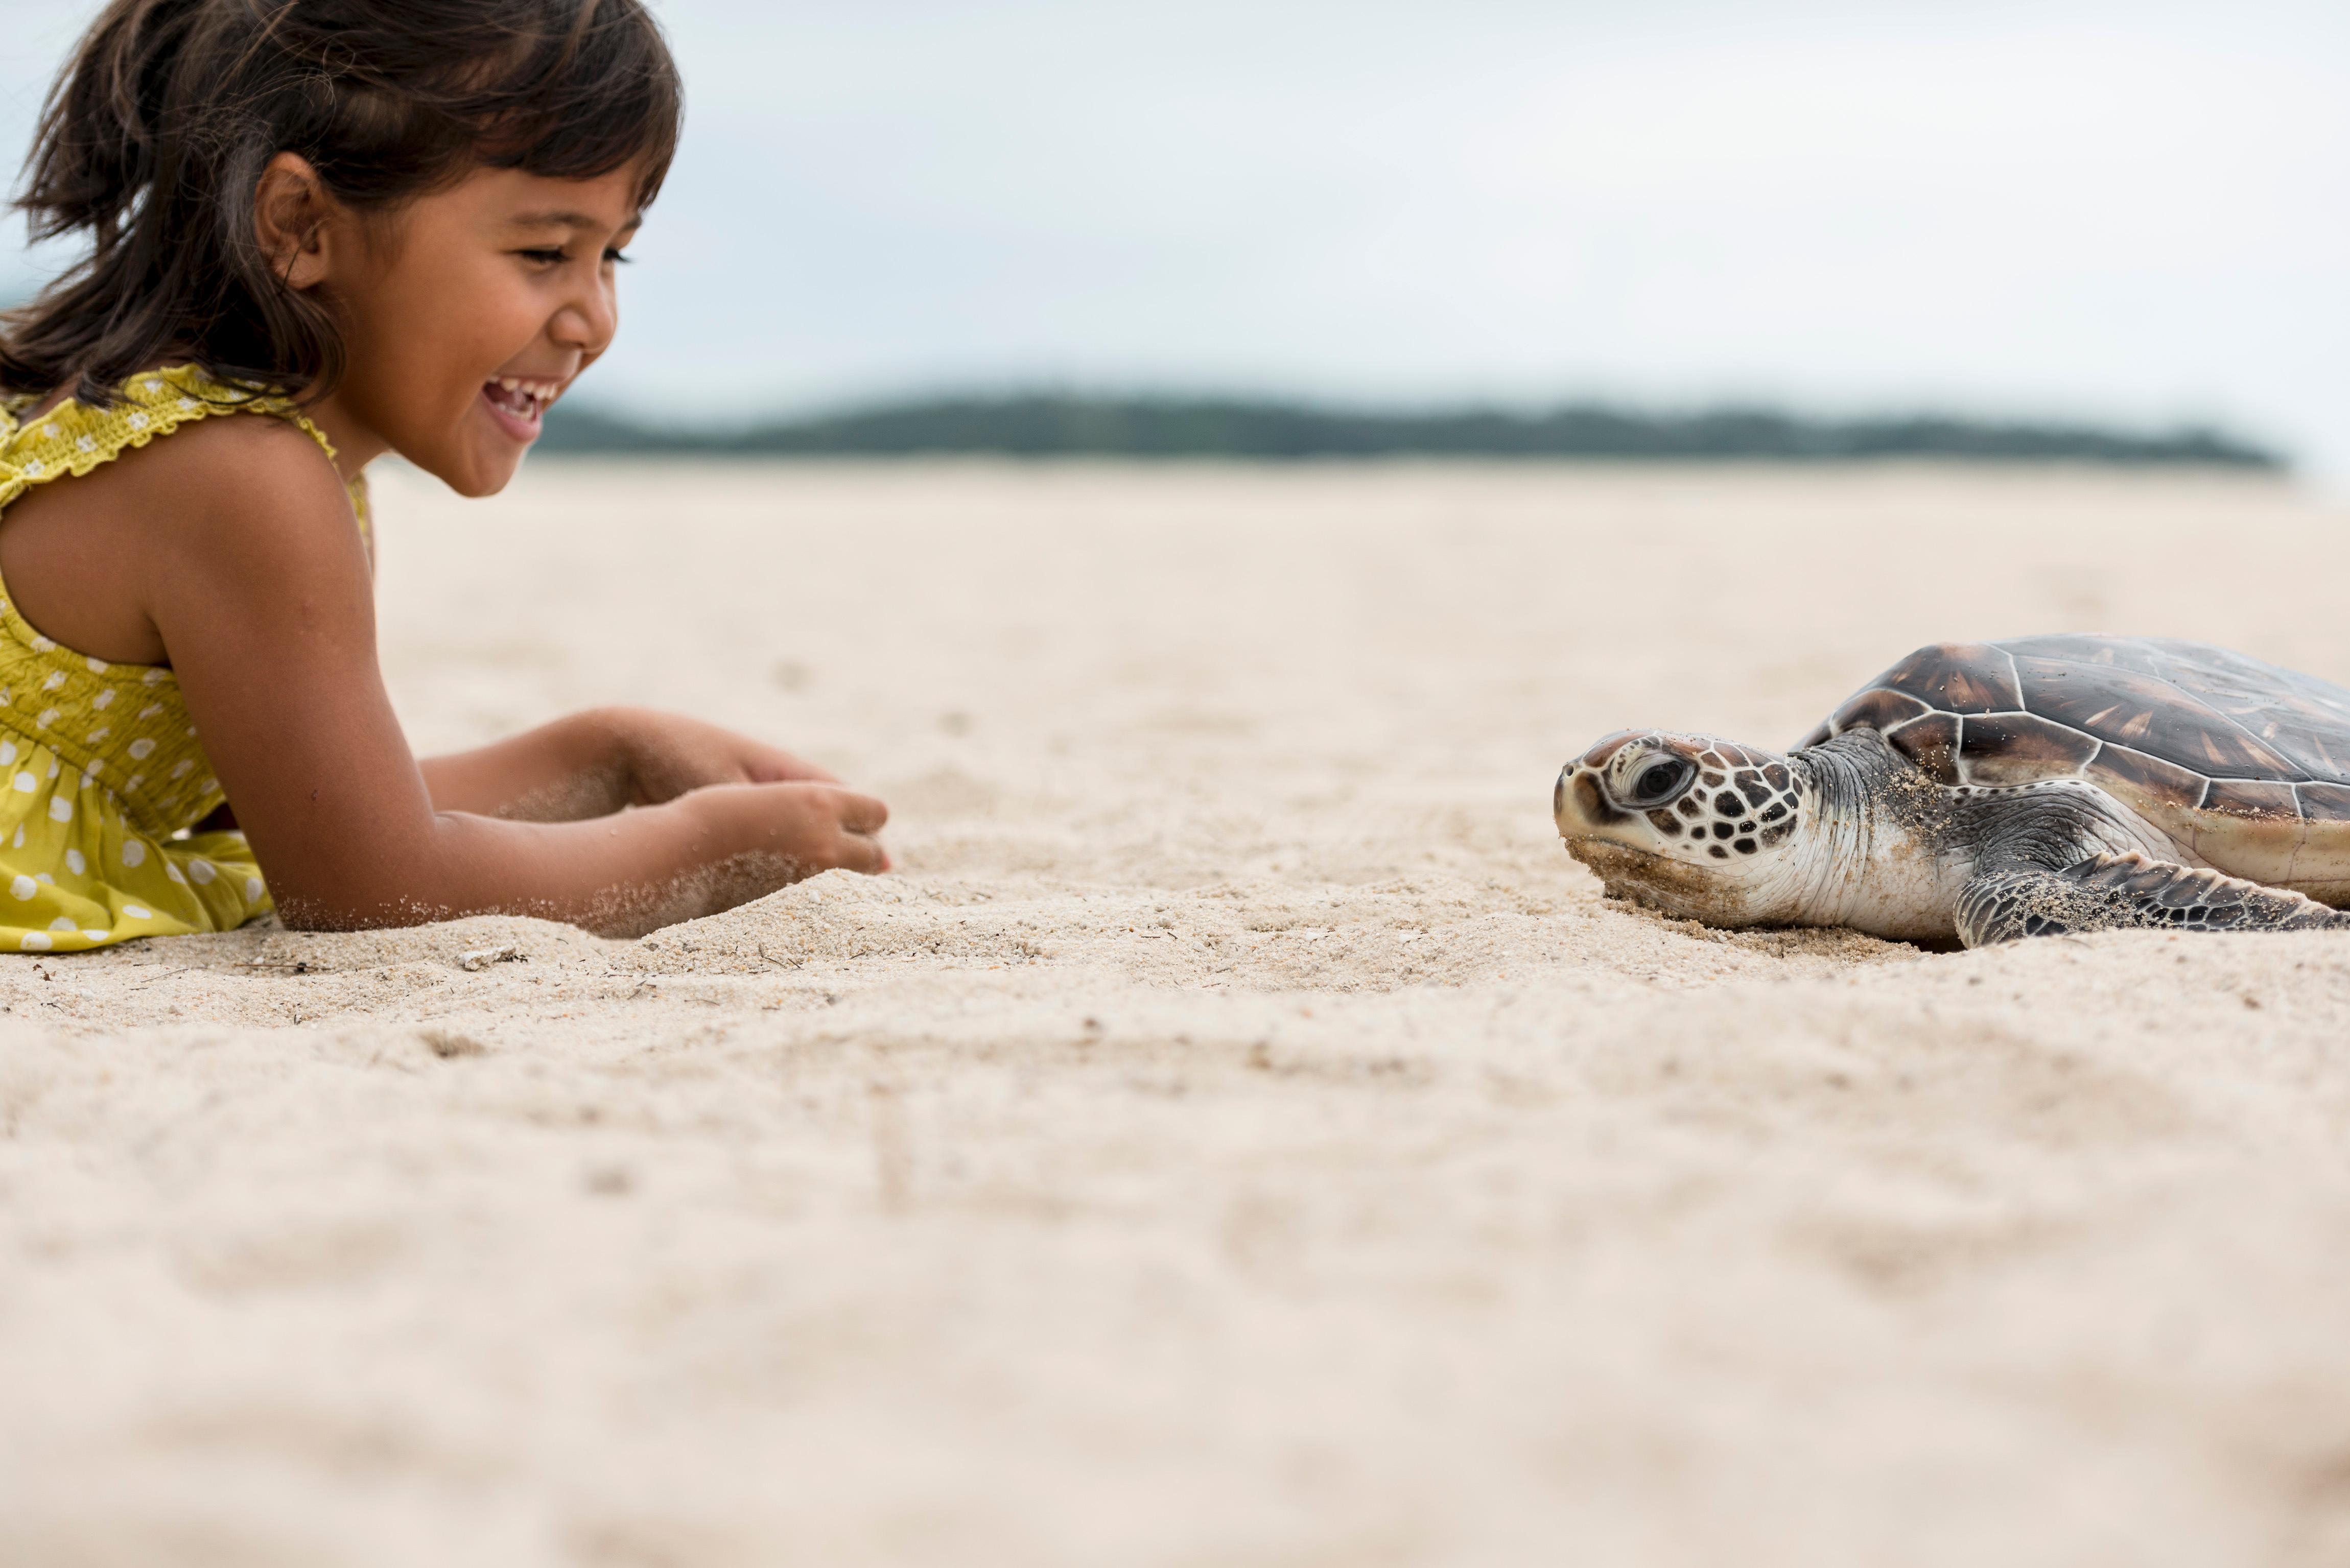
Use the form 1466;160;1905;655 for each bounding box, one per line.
268;882;454;932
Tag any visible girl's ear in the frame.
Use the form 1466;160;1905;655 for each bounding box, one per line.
252;152;341;291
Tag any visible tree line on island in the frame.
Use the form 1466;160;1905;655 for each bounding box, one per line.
537;394;2282;467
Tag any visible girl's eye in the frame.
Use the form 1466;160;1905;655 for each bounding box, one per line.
516;244;633;268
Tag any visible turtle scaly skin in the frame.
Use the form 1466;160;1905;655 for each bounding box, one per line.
1554;636;2350;947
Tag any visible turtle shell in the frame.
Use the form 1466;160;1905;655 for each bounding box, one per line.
1799;635;2350;899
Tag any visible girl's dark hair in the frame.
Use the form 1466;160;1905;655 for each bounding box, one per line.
2;0;683;406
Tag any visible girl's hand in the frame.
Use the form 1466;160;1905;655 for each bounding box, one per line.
418;707;856;824
612;707;841;803
682;779;894;883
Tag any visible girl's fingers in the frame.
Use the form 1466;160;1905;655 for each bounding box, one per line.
831;789;890;836
757;747;840;785
837;833;890;874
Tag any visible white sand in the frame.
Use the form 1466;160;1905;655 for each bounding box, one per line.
5;461;2350;1566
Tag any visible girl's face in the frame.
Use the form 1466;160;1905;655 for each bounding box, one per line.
311;163;643;496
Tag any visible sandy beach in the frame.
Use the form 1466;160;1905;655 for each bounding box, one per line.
4;460;2350;1566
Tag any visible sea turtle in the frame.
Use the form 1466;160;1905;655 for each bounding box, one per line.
1553;634;2350;946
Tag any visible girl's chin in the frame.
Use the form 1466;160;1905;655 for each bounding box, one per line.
431;426;532;497
437;455;527;498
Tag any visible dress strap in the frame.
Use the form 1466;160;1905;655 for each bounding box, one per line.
279;409;339;465
348;470;373;559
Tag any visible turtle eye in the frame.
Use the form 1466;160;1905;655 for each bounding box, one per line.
1625;757;1695;806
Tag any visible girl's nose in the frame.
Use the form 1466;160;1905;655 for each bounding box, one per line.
551;286;618;357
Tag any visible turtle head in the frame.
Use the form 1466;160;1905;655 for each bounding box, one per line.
1553;730;1811;925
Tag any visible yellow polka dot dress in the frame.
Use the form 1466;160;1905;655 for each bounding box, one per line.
0;367;368;952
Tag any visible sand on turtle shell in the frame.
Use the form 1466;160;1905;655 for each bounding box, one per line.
5;461;2350;1567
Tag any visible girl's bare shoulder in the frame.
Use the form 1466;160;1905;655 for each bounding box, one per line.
1;412;362;663
126;409;346;508
9;409;353;548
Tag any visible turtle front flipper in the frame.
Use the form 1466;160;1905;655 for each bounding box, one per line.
1956;853;2350;946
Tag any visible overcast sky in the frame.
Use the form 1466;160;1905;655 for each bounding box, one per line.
4;0;2346;470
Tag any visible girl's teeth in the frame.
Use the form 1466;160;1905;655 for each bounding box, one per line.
487;378;561;416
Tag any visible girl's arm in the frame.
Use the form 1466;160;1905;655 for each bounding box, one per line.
150;421;886;936
418;707;842;822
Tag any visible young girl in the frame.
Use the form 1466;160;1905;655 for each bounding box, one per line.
0;0;889;952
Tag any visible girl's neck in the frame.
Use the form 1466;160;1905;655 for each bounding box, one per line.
299;392;390;482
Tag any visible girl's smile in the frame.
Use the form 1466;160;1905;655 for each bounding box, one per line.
479;374;569;443
265;161;645;494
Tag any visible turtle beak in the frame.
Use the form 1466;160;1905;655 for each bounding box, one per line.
1554;763;1631;841
1556;730;1644;842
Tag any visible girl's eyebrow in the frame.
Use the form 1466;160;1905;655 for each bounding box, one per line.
507;209;643;232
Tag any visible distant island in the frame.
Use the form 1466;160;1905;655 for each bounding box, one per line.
536;394;2283;468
